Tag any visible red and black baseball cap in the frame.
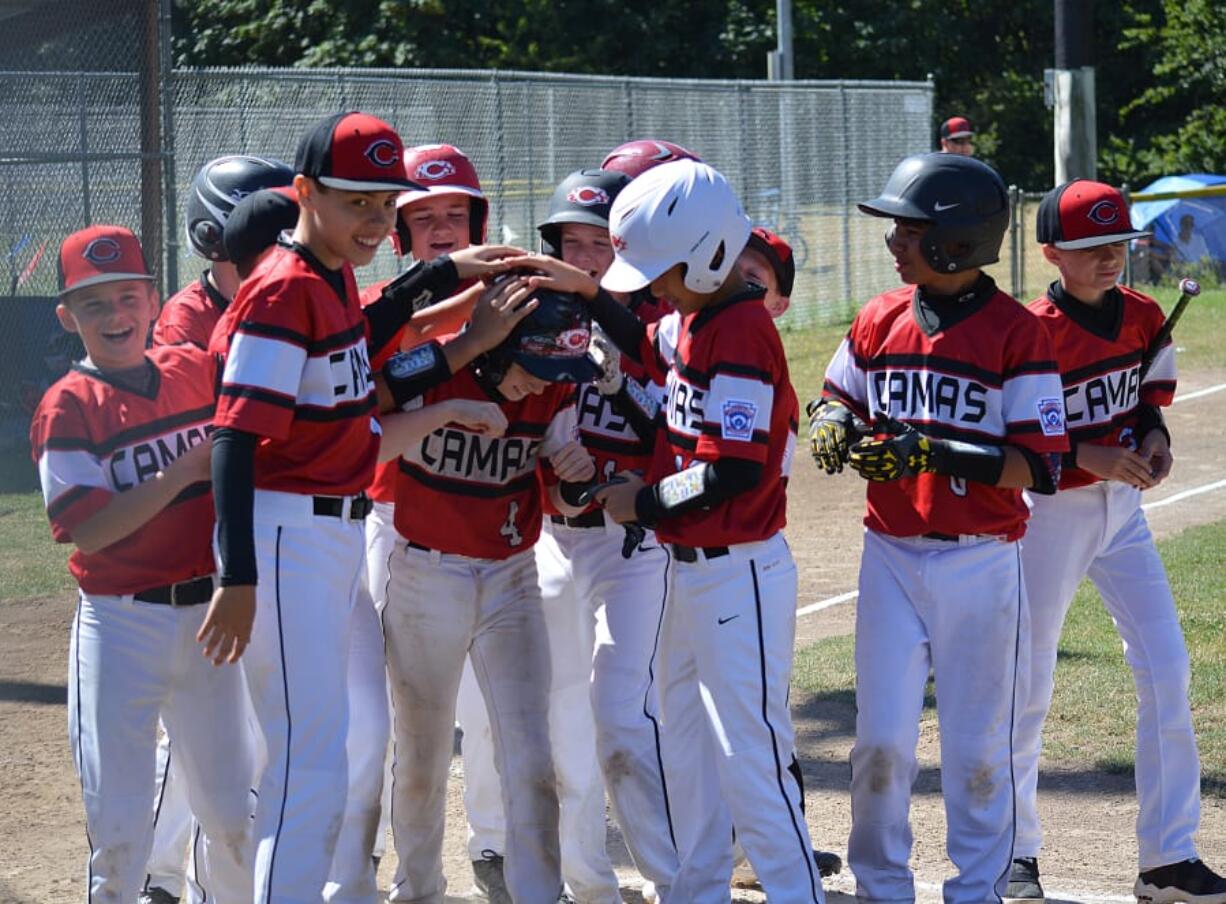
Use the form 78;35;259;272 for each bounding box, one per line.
940;116;974;140
295;111;421;192
223;186;300;272
58;224;155;296
1036;180;1150;250
746;226;796;297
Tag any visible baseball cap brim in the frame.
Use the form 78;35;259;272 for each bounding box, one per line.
945;129;973;139
59;272;155;296
397;184;484;208
514;352;601;383
1051;229;1150;250
600;253;673;293
318;175;421;192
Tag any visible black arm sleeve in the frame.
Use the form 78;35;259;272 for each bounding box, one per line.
633;457;764;527
1017;446;1061;496
212;427;258;587
589;289;647;363
1134;403;1171;447
364;256;462;358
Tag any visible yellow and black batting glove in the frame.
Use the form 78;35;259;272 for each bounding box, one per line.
807;398;868;475
848;415;935;482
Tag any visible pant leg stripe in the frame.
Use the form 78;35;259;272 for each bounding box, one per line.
143;738;174;893
750;560;819;903
74;592;94;904
192;822;208;902
993;545;1025;903
265;526;292;901
641;544;677;851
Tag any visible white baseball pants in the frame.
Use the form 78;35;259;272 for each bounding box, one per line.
241;489;366;904
68;590;254;904
1015;481;1200;869
144;729;195;898
848;529;1026;904
383;542;561;904
364;500;398;862
659;532;822;904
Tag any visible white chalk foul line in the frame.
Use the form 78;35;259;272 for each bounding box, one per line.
796;376;1226;620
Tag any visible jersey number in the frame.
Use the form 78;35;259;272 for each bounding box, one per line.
500;501;523;547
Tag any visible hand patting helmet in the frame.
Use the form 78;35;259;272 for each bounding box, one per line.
478;283;600;386
859;153;1009;273
537;168;631;257
185;155;295;261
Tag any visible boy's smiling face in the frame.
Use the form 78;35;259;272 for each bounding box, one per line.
298;177;400;269
403;194;472;261
57;280;158;370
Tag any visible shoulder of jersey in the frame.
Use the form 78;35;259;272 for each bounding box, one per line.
1116;283;1167;324
149;341;215;374
861;284;914;318
164;278;209;307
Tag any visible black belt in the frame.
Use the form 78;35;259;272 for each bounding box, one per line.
550;510;605;529
406;541;432;552
134;575;214;606
923;532;960;542
313;494;372;520
671;544;730;563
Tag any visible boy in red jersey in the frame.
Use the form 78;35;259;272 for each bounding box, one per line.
1007;180;1226;904
31;225;253;903
808;153;1067;904
381;286;597;904
202;111;515;903
523;158;821;904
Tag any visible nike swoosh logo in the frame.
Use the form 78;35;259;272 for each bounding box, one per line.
933;202;960;211
717;614;740;625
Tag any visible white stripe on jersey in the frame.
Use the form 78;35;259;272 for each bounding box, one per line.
823;337;867;409
707;373;774;441
223;332;307;399
406;429;542;486
664;370;706;439
1002;372;1067;432
1144;343;1176;387
654;311;681;367
781;430;797;478
541;404;580;459
39;448;106;507
297;339;374;408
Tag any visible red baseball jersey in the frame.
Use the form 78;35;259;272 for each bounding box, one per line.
393;366;578;559
210;244;378;496
30;345;217;595
153;273;229;349
1028;283;1176;490
823;284;1068;541
635;291;795;547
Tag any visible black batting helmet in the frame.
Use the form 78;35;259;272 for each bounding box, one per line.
859;153;1009;273
537;168;631;257
185;155;295;261
477;284;599;386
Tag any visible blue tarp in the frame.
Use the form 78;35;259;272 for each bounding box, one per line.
1130;173;1226;262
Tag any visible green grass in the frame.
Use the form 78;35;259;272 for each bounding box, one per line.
0;491;74;601
792;518;1226;795
781;321;850;409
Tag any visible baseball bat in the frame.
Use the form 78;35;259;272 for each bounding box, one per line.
1139;277;1200;381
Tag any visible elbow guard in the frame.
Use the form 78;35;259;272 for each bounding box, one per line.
1018;446;1061;495
383;341;451;409
635;458;763;526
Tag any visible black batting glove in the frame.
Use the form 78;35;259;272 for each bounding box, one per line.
848;415;938;482
807;398;868;475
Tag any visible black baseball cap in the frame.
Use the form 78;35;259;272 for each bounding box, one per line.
223;186;300;271
1036;180;1150;250
295;111;421;192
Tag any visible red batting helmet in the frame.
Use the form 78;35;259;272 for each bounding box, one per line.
392;144;488;256
600;139;702;180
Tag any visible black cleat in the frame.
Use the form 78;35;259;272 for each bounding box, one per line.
815;849;843;877
1006;857;1045;901
1136;859;1226;904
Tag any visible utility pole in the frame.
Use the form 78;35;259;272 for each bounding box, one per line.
767;0;793;81
1052;0;1096;183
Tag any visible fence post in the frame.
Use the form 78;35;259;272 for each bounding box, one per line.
1018;190;1027;298
839;81;852;317
493;71;506;240
623;78;634;138
1009;184;1021;299
77;70;91;227
160;0;178;293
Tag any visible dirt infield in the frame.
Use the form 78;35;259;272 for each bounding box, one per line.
2;372;1225;903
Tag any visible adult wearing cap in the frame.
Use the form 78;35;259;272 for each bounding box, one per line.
1008;179;1226;904
939;116;975;156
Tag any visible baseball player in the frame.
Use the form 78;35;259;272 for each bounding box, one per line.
737;226;794;319
1008;180;1226;904
380;283;598;904
31;225;254;903
807;153;1068;904
154;155;294;349
521;158;821;903
938;116;975;156
201;111;519;903
600;138;701;180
